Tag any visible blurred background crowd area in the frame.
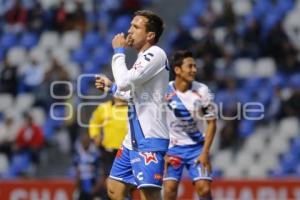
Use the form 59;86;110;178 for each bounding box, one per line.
0;0;299;181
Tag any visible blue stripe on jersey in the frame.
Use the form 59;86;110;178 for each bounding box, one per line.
128;102;169;152
167;83;204;143
128;103;144;150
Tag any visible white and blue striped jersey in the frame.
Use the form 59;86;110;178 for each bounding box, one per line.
165;81;215;147
111;45;170;151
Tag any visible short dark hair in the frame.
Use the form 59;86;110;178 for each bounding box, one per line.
171;50;194;68
170;50;194;79
134;10;164;44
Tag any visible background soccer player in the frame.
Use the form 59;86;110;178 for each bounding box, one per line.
95;10;169;200
163;50;217;200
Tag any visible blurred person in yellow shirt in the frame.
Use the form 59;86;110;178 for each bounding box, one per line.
89;97;128;178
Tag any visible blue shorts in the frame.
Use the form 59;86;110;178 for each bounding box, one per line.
109;146;165;188
163;144;212;182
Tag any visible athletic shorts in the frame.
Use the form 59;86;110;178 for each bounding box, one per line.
163;144;212;182
109;146;165;188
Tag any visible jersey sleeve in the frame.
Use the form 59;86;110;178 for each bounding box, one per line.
197;85;216;118
114;88;131;100
111;48;166;91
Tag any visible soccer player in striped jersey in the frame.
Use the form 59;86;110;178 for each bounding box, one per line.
163;50;217;200
95;10;169;200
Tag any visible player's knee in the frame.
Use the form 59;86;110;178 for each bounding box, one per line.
163;183;178;199
107;187;123;200
164;188;177;199
196;182;211;198
106;179;122;200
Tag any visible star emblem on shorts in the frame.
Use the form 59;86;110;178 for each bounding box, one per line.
139;152;158;165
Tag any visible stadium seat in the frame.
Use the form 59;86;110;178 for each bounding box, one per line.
283;11;300;49
280;152;298;173
214;27;227;45
0;47;4;61
14;94;35;113
270;73;287;88
247;163;268;178
234;149;255;168
255;57;276;78
259;150;279;170
5;151;31;178
291;136;300;156
39;31;60;50
82;31;101;50
233;0;252;17
252;0;273;19
29;46;48;63
63;62;80;80
29;107;46;126
289;73;300;89
7;47;27;66
92;46;111;67
0;154;9;175
112;15;131;33
233;58;255;79
179;14;198;30
212;149;233;171
0;94;14;112
187;0;207;17
278;117;299;139
268;134;290;155
269;167;285;177
71;47;89;65
61;30;81;51
223;163;245;178
51;47;69;65
19;32;38;49
40;0;60;9
0;32;18;50
238;119;256;138
244;132;267;154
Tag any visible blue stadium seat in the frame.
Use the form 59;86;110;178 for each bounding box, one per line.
19;32;38;49
269;167;285;177
0;32;18;50
275;0;294;16
243;77;263;95
43;106;66;141
187;0;207;17
239;120;256;138
0;47;4;61
72;47;90;65
289;73;300;89
92;46;111;67
262;12;280;36
280;152;298;173
252;0;273;19
179;14;198;30
5;151;31;178
82;31;102;50
290;136;300;157
270;73;287;88
112;15;131;33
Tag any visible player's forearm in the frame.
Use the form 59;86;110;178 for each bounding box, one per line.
112;52;130;90
202;119;216;155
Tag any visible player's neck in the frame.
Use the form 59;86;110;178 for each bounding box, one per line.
138;43;152;53
174;79;191;92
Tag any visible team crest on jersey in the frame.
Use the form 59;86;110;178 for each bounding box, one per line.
133;61;142;70
165;92;176;101
139;152;158;165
